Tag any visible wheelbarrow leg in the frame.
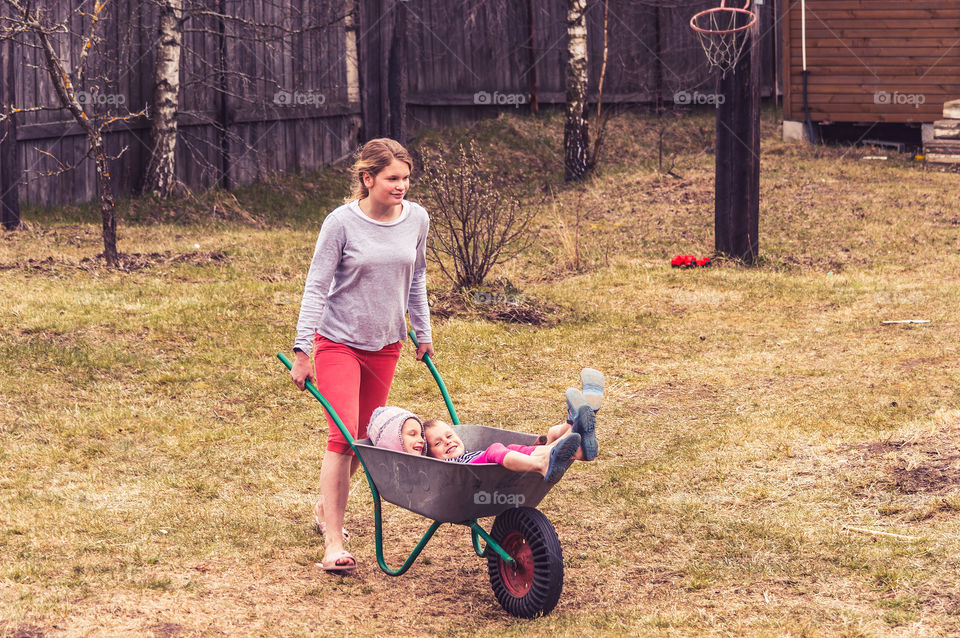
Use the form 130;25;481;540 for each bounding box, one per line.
467;520;516;566
372;492;444;576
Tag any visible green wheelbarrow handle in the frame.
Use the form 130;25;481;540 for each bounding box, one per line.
408;330;460;426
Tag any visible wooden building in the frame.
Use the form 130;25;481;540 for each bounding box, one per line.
781;0;960;126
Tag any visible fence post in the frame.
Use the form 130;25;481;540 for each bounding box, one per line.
1;3;20;230
359;0;383;141
216;0;231;189
388;0;407;142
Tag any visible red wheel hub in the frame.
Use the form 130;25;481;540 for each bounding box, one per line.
498;531;534;597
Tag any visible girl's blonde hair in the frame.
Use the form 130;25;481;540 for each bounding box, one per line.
346;138;413;202
422;418;445;432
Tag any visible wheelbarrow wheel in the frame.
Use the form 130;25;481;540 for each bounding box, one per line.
486;507;564;618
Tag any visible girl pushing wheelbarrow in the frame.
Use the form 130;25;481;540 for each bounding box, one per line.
284;136;605;616
288;138;433;572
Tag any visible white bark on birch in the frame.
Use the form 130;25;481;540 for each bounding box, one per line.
143;0;183;198
564;0;589;181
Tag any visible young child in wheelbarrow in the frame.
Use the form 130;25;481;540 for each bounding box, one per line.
368;369;603;481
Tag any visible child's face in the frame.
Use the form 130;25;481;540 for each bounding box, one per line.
363;159;410;207
425;422;465;459
401;418;425;455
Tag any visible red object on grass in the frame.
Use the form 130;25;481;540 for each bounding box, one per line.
671;254;711;268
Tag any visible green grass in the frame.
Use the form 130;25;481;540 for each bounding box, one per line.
1;107;959;636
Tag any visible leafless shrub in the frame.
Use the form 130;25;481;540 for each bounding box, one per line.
418;142;538;290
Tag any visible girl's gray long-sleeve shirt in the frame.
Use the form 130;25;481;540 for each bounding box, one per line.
294;199;432;355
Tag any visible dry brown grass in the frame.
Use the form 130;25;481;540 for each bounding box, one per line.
1;108;959;636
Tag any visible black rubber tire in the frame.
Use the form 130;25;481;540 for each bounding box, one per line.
486;507;564;618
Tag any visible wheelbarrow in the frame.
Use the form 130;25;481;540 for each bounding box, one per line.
277;332;568;618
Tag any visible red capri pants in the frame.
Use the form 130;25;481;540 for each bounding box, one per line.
313;334;402;455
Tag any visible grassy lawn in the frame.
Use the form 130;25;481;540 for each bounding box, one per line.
1;108;958;636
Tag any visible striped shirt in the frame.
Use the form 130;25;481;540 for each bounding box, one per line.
445;450;485;464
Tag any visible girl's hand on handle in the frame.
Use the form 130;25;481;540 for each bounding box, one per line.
291;351;316;390
415;341;434;361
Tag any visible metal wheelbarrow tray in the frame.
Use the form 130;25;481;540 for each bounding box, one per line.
355;424;553;523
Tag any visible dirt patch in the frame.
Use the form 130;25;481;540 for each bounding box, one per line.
79;251;229;272
0;251;228;274
897;357;945;371
641;177;713;207
428;279;561;326
851;415;960;498
893;453;960;495
0;256;59;273
776;254;849;272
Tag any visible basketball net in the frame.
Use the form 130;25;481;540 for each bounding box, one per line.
690;0;757;78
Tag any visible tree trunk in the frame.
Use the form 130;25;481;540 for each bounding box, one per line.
31;3;119;265
142;0;183;199
93;133;119;266
563;0;589;181
343;0;362;149
216;0;231;189
714;11;760;263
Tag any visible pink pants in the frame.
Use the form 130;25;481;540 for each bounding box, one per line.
468;443;536;465
313;334;402;455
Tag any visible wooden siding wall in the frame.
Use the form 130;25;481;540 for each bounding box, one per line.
781;0;960;123
7;0;779;209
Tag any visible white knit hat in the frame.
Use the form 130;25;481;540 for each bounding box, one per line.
367;406;423;453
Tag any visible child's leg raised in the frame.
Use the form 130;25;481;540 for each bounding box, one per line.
479;442;548;475
505;435;581;481
500;450;546;475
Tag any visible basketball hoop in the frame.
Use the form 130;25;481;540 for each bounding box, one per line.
690;0;757;78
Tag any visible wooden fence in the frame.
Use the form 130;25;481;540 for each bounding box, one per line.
0;0;780;209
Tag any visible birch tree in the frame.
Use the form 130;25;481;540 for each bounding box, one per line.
564;0;589;181
141;0;183;198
